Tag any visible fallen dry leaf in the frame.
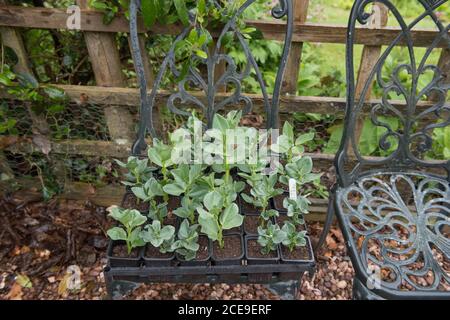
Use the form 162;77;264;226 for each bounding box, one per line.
326;235;338;250
16;274;32;288
32;134;52;155
6;283;23;300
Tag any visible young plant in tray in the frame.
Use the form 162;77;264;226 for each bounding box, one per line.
131;177;167;222
241;173;283;224
205;111;242;183
140;220;175;254
257;221;286;255
197;189;244;248
163;164;206;223
271;121;315;163
147;139;175;201
107;207;147;254
172;219;200;261
283;195;310;226
115;156;153;187
238;128;270;187
279;156;322;189
281;221;307;252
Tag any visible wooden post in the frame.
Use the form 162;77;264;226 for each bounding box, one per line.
282;0;309;95
77;0;135;144
351;3;389;154
430;48;450;102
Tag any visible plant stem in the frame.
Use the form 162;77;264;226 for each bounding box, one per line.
126;226;132;255
218;229;224;249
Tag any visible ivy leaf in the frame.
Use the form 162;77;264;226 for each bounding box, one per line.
43;86;66;101
174;0;190;26
0;74;13;86
197;0;206;16
141;0;157;28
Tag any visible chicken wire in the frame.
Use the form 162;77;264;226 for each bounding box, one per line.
1;101;133;195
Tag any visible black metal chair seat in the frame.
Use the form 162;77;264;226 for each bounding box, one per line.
335;171;450;299
314;0;450;300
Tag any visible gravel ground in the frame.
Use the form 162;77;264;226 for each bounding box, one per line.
0;196;353;300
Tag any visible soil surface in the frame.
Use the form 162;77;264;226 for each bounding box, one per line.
195;236;210;261
0;194;359;300
213;236;242;259
247;239;277;259
273;194;286;211
243;215;260;235
167;197;181;211
164;216;177;227
145;245;173;259
239;197;259;214
112;244;139;258
223;226;241;235
122;193;149;212
281;244;310;261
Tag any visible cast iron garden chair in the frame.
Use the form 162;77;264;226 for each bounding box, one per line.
319;0;450;299
104;0;316;297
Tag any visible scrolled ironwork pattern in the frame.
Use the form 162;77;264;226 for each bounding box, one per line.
337;172;450;292
331;0;450;299
129;0;293;155
336;0;450;187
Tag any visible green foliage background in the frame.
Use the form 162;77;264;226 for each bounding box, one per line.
1;0;449;199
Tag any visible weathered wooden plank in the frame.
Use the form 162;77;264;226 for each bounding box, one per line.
36;84;437;116
282;0;309;95
76;0;135;144
351;3;389;154
0;83;438;118
0;176;329;220
0;6;447;47
1;137;131;158
0;134;405;170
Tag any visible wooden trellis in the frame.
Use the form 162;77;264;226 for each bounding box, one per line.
0;1;448;220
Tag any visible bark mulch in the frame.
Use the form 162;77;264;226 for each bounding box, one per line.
0;196;353;300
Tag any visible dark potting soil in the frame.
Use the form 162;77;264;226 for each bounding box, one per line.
167;197;181;211
112;244;139;258
195;236;210;260
145;245;173;259
244;215;260;235
164;215;177;227
122;193;149;212
224;226;241;235
275;182;288;191
273;194;285;210
213;235;242;259
247;239;277;259
281;244;310;261
240;198;259;214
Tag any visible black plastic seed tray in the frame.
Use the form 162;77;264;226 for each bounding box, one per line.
105;188;315;293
